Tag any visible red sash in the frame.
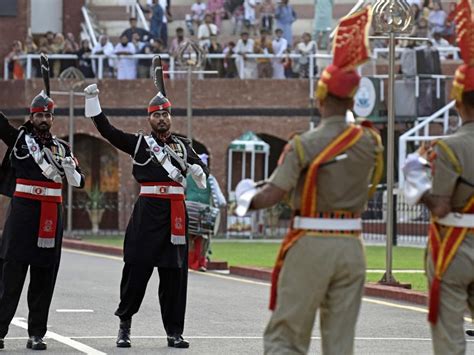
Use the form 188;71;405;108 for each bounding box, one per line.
13;179;62;248
269;125;364;310
140;181;186;245
428;195;474;324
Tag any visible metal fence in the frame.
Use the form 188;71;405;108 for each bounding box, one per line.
0;189;429;246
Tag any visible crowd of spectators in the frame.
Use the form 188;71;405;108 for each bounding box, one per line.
4;0;461;81
400;0;459;53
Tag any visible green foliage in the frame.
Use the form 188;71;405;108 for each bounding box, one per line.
86;184;105;210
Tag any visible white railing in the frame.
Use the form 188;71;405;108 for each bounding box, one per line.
373;46;461;60
135;2;150;32
81;6;98;47
398;100;457;187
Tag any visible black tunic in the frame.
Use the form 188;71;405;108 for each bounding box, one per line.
0;115;85;267
91;113;208;267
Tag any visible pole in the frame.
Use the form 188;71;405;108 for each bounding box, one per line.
67;90;74;237
383;32;396;284
186;65;192;145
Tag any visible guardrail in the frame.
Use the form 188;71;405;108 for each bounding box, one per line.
81;6;98;48
398;100;457;188
372;46;461;60
4;53;333;101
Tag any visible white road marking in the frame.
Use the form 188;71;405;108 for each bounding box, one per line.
11;317;106;355
49;335;474;342
363;298;473;323
63;249;473;323
56;309;94;313
366;269;424;273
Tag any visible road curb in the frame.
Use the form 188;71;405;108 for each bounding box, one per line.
63;240;427;306
63;239;123;257
229;266;428;306
63;239;228;270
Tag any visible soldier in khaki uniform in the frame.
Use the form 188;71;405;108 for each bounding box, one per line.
403;1;474;353
235;7;383;354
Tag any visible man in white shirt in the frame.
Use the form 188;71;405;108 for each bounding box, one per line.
295;32;317;78
187;0;207;35
198;14;219;50
235;31;256;79
272;28;287;79
114;35;137;80
92;35;115;78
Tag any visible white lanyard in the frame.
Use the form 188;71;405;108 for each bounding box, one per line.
24;134;62;183
144;135;186;186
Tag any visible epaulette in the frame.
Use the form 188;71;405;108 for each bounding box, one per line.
55;137;70;148
173;135;191;145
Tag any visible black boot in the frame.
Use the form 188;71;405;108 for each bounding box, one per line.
116;319;131;348
26;336;47;350
167;334;189;348
0;338;4;349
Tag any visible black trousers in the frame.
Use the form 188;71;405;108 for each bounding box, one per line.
114;262;188;336
0;259;59;338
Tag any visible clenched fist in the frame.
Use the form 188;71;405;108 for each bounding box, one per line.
84;84;102;118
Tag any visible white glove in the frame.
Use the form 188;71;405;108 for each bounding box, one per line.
189;164;206;189
84;84;102;117
402;152;432;205
235;179;258;217
61;157;82;187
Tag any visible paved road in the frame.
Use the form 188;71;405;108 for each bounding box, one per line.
3;249;473;354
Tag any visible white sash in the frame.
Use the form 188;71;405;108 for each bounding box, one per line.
144;135;186;186
24;134;62;183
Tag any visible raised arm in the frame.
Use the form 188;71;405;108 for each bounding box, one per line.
0;112;20;148
84;84;138;155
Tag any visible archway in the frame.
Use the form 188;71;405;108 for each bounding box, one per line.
256;133;287;176
62;134;120;231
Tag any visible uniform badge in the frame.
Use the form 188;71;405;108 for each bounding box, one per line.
43;219;53;232
175;217;183;230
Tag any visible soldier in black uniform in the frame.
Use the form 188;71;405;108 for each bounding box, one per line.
0;91;85;351
84;79;208;349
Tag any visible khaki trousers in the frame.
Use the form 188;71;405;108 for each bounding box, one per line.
427;233;474;355
264;235;366;355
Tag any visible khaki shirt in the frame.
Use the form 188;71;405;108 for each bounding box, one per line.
269;116;381;213
432;122;474;210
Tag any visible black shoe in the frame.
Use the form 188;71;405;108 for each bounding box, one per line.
26;336;47;350
167;335;189;348
0;338;3;349
116;319;131;348
466;329;474;336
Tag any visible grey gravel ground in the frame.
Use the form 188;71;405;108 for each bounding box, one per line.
2;249;473;354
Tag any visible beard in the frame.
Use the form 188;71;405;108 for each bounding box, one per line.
35;122;51;132
152;121;170;133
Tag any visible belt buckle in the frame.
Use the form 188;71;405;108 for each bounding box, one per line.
31;186;46;196
157;186;168;194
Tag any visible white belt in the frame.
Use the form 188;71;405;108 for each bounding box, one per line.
15;183;62;197
140;185;184;195
436;213;474;228
293;216;362;231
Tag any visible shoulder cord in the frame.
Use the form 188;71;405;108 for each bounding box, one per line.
11;129;29;160
132;132;153;166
